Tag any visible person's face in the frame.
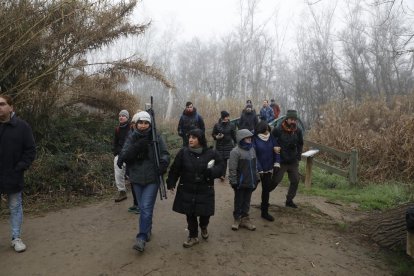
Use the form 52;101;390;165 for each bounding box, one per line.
136;120;150;131
263;100;268;107
243;137;252;144
0;97;13;121
222;116;230;122
287;118;297;125
119;114;128;124
186;105;194;112
188;135;200;148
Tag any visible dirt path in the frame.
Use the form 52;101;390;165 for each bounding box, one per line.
1;180;391;276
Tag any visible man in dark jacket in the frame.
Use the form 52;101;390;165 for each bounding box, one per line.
259;100;275;123
271;110;303;208
0;95;36;253
177;101;205;147
238;103;258;132
112;109;130;202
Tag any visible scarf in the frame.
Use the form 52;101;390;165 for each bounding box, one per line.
189;146;203;154
239;140;253;151
258;133;270;141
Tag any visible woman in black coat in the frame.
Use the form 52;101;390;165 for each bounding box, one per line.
212;110;236;181
167;128;224;248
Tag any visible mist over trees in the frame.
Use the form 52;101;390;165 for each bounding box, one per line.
113;0;414;126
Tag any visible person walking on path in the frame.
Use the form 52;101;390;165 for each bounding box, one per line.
212;110;236;181
238;103;258;133
270;99;281;119
271;110;304;208
228;129;258;231
117;111;170;252
177;101;205;147
112;109;130;203
167;128;224;248
259;100;275;123
253;121;281;221
0;95;36;253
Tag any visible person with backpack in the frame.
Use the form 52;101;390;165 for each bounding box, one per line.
112;109;130;203
117;111;170;252
271;110;304;208
238;103;258;133
177;101;205;147
212;110;236;181
270;99;281;119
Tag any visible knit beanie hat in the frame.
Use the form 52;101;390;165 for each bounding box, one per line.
119;109;129;119
134;111;151;124
221;110;230;119
286;109;298;119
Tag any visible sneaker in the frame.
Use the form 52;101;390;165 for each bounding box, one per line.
240;217;256;231
183;237;199;248
201;228;209;240
285;200;298;208
128;205;140;214
11;238;26;253
133;239;146;252
115;191;127;202
231;218;241;231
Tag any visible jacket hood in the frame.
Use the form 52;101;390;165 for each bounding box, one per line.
236;129;253;143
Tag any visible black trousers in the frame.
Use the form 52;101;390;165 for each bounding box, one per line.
233;188;253;219
260;172;273;206
186;215;210;238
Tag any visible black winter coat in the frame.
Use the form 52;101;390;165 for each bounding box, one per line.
271;122;303;164
0;116;36;194
238;110;258;132
112;123;130;156
212;120;236;159
166;147;224;216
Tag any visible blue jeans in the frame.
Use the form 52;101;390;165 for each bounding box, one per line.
132;183;158;241
8;192;23;239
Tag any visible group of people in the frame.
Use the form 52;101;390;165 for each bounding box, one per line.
112;99;303;252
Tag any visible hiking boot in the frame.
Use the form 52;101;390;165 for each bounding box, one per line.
231;218;241;231
114;191;127;202
133;238;146;252
261;212;275;221
285;200;298;208
11;238;26;253
146;231;152;242
201;228;209;239
128;205;140;214
240;217;256;231
183;237;199;248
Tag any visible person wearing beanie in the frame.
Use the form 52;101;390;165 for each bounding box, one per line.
212;111;236;181
117;110;170;252
167;128;224;248
259;100;275;123
228;129;259;231
253;121;281;222
112;109;131;203
238;103;258;132
271;109;303;208
177;102;206;147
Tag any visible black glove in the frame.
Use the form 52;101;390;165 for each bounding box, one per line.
158;160;168;175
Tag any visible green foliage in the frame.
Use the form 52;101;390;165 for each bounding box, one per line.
25;108;116;197
298;163;413;210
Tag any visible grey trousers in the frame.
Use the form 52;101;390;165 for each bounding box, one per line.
271;161;300;202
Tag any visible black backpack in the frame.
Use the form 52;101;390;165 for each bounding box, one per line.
406;206;414;233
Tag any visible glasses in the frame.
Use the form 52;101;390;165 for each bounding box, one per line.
137;120;150;125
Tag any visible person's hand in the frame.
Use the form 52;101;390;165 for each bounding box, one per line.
216;133;224;140
158;160;168;175
273;146;281;154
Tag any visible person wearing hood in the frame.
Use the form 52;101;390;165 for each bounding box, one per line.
117;111;170;253
237;103;258;133
167;129;224;248
271;110;304;208
228;129;259;231
112;109;130;203
212;110;236;181
0;95;36;253
177;101;205;147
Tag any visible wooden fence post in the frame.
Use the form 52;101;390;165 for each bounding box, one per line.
304;156;313;189
407;231;414;258
349;148;358;185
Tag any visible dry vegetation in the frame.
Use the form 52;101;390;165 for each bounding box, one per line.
306;94;414;182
